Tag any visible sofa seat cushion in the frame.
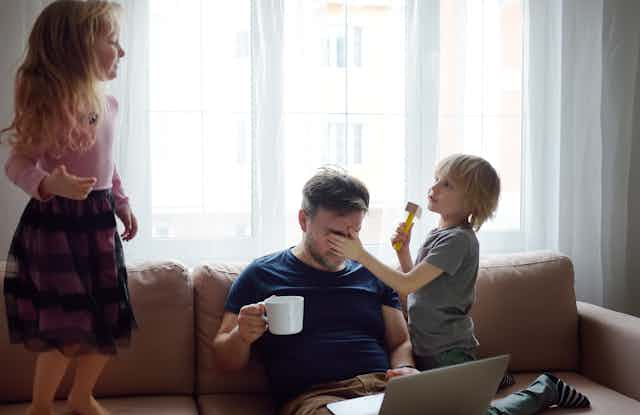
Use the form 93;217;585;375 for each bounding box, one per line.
0;396;198;415
493;372;640;414
198;393;276;415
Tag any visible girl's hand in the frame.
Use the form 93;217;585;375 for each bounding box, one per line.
328;228;365;262
116;206;138;241
40;165;97;200
391;221;413;254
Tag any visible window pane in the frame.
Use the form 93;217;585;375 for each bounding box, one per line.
346;1;406;244
149;0;252;240
283;0;406;246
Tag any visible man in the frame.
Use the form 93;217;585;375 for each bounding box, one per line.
212;167;418;415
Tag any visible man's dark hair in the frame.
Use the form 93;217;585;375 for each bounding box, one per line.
301;166;370;218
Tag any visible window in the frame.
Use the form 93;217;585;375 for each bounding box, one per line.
147;0;523;262
236;31;250;59
149;0;252;245
326;25;364;68
282;0;406;248
324;122;364;165
438;0;523;234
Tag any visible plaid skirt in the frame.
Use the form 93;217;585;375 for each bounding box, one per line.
3;189;137;355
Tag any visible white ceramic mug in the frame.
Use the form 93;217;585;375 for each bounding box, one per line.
263;295;304;335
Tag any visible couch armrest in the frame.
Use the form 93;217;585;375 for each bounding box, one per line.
578;301;640;401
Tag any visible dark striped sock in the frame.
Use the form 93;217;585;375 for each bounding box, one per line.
498;373;515;390
544;373;591;408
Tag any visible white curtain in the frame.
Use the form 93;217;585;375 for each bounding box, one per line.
253;0;287;256
116;0;640;312
600;0;640;315
2;0;639;315
524;0;640;311
108;0;151;265
404;0;439;257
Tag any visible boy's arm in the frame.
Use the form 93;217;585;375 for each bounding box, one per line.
391;222;414;272
397;249;414;273
357;249;443;297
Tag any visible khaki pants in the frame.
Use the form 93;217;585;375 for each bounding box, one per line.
280;373;387;415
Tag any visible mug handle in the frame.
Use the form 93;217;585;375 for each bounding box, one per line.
259;294;277;306
258;295;277;322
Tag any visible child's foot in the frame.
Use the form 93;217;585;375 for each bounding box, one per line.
67;395;110;415
541;373;591;408
26;405;55;415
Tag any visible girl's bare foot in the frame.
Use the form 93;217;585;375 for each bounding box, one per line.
26;405;55;415
67;395;109;415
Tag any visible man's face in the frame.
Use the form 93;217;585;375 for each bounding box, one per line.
300;207;365;272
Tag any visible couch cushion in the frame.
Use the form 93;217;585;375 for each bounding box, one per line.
198;393;276;415
192;263;270;395
472;251;579;372
494;371;640;414
0;261;194;402
0;396;198;415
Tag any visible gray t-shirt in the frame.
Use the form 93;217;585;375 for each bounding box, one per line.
408;224;479;357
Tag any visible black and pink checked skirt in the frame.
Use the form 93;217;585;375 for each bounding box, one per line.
3;190;137;355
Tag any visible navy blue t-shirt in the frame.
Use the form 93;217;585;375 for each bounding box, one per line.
224;249;401;402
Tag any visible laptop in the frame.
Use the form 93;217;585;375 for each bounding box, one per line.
327;354;510;415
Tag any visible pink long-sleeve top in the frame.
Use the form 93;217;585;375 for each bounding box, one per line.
4;95;129;210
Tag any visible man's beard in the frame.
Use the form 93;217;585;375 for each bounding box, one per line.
305;236;343;272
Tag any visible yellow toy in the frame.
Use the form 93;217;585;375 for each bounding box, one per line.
393;201;421;251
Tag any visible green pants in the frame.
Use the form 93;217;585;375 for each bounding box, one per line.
417;349;557;415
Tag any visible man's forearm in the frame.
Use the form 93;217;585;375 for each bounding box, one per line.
212;327;253;371
389;339;415;369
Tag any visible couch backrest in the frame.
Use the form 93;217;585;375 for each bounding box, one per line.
192;263;269;395
472;251;579;371
193;251;579;395
0;261;195;402
1;250;579;401
192;252;578;393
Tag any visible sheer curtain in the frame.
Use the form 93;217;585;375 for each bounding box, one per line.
600;0;640;315
3;1;639;315
108;0;151;265
524;0;640;311
131;0;413;264
128;0;526;266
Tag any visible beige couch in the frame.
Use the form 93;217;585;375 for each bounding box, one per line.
1;251;639;414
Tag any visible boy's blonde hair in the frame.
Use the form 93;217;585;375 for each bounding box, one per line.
435;153;501;231
1;0;122;157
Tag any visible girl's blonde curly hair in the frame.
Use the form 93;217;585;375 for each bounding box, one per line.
435;153;501;231
1;0;122;157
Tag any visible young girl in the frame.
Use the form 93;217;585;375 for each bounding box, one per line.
2;2;136;415
329;154;590;414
